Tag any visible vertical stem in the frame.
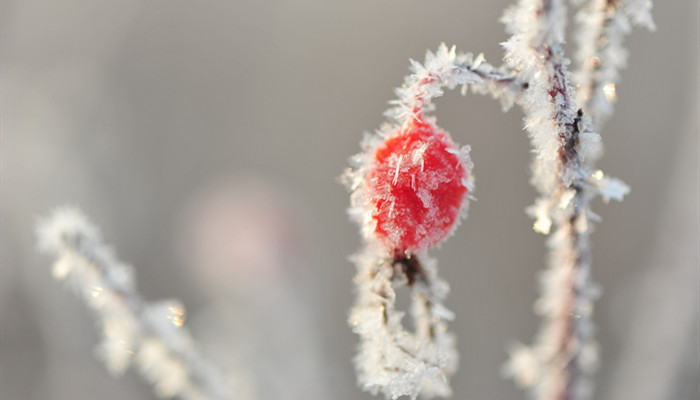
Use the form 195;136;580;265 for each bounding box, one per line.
501;0;614;398
551;49;584;398
557;191;586;400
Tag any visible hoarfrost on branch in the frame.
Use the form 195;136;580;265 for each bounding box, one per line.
36;207;236;400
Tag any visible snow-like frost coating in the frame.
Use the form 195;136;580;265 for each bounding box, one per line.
348;244;458;400
36;208;235;400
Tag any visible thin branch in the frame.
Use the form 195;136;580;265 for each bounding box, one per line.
36;207;237;400
572;0;656;128
348;244;457;400
383;44;524;127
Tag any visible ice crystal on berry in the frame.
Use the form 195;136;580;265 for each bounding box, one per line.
366;115;470;256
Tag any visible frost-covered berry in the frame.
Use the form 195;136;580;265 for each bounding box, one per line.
366;115;470;255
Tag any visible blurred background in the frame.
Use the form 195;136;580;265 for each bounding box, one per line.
1;1;697;399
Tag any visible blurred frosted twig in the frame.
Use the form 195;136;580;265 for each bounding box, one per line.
36;207;236;400
572;0;655;128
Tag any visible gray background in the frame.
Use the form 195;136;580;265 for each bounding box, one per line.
2;1;698;399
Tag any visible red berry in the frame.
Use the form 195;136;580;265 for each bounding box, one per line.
366;115;469;255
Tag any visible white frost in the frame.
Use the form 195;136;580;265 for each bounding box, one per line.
348;244;458;400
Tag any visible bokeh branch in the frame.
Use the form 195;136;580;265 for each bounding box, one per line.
36;207;236;400
572;0;655;128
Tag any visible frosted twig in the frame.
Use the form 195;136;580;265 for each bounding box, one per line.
572;0;655;128
384;43;524;127
36;207;236;400
499;0;638;399
348;245;457;399
457;53;529;111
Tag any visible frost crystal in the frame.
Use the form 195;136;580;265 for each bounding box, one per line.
36;207;235;400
